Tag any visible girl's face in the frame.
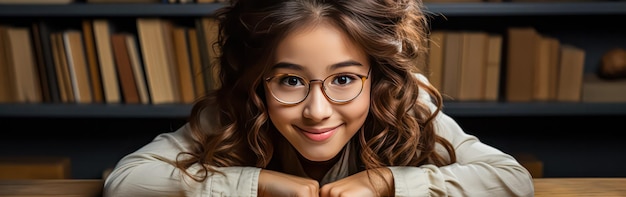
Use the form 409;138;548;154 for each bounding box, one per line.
265;22;371;162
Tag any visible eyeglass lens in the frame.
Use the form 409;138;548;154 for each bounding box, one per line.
266;73;365;104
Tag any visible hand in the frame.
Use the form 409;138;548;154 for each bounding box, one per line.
320;167;394;197
258;169;320;197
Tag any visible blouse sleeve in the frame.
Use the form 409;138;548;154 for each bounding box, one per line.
388;74;534;197
103;124;261;197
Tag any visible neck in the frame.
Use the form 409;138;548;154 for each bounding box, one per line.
297;153;341;182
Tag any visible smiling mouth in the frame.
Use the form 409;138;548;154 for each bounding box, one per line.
297;125;341;134
295;124;342;142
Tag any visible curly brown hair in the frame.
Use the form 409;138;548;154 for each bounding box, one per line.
175;0;456;182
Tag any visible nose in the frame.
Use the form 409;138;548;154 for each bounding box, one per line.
302;83;333;122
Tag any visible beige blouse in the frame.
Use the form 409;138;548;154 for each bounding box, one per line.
103;74;534;197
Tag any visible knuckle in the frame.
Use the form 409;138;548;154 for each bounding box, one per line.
329;187;342;197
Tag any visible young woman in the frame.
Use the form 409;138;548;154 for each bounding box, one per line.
104;0;534;196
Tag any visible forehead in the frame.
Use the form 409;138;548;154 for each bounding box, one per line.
274;22;369;73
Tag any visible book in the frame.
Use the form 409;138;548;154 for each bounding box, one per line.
581;74;626;103
111;33;140;104
441;31;463;100
533;36;561;101
82;20;105;103
160;20;182;103
546;37;561;100
533;36;550;101
125;34;151;104
195;19;211;95
426;30;445;91
31;23;53;103
63;30;93;103
458;31;488;101
0;25;13;103
484;34;503;101
556;44;585;102
187;28;207;98
137;18;178;104
50;32;68;102
4;26;43;103
172;26;196;104
505;27;541;102
93;19;121;104
51;32;74;103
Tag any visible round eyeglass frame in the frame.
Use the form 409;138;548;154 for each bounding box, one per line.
264;70;371;105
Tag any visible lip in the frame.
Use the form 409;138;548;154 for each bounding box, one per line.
296;125;342;142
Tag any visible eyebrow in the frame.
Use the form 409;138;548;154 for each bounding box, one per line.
271;60;363;71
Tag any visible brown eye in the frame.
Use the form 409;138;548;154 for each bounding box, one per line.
330;74;357;86
280;76;305;87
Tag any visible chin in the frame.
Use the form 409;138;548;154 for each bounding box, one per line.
305;155;334;162
299;149;340;162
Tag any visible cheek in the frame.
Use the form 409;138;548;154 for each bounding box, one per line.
266;93;297;128
266;97;282;122
343;86;371;127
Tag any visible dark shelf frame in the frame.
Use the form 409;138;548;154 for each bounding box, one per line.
1;2;626;17
0;3;223;17
442;102;626;117
423;2;626;16
0;104;192;118
1;102;625;118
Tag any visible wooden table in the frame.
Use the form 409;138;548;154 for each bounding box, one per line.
1;178;625;196
0;179;103;197
534;178;626;197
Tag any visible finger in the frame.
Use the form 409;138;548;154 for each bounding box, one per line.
311;183;319;197
320;182;340;197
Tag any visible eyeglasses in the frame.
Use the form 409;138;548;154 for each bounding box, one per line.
264;70;370;104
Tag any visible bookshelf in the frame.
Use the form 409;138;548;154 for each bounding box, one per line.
0;2;624;117
1;1;625;179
